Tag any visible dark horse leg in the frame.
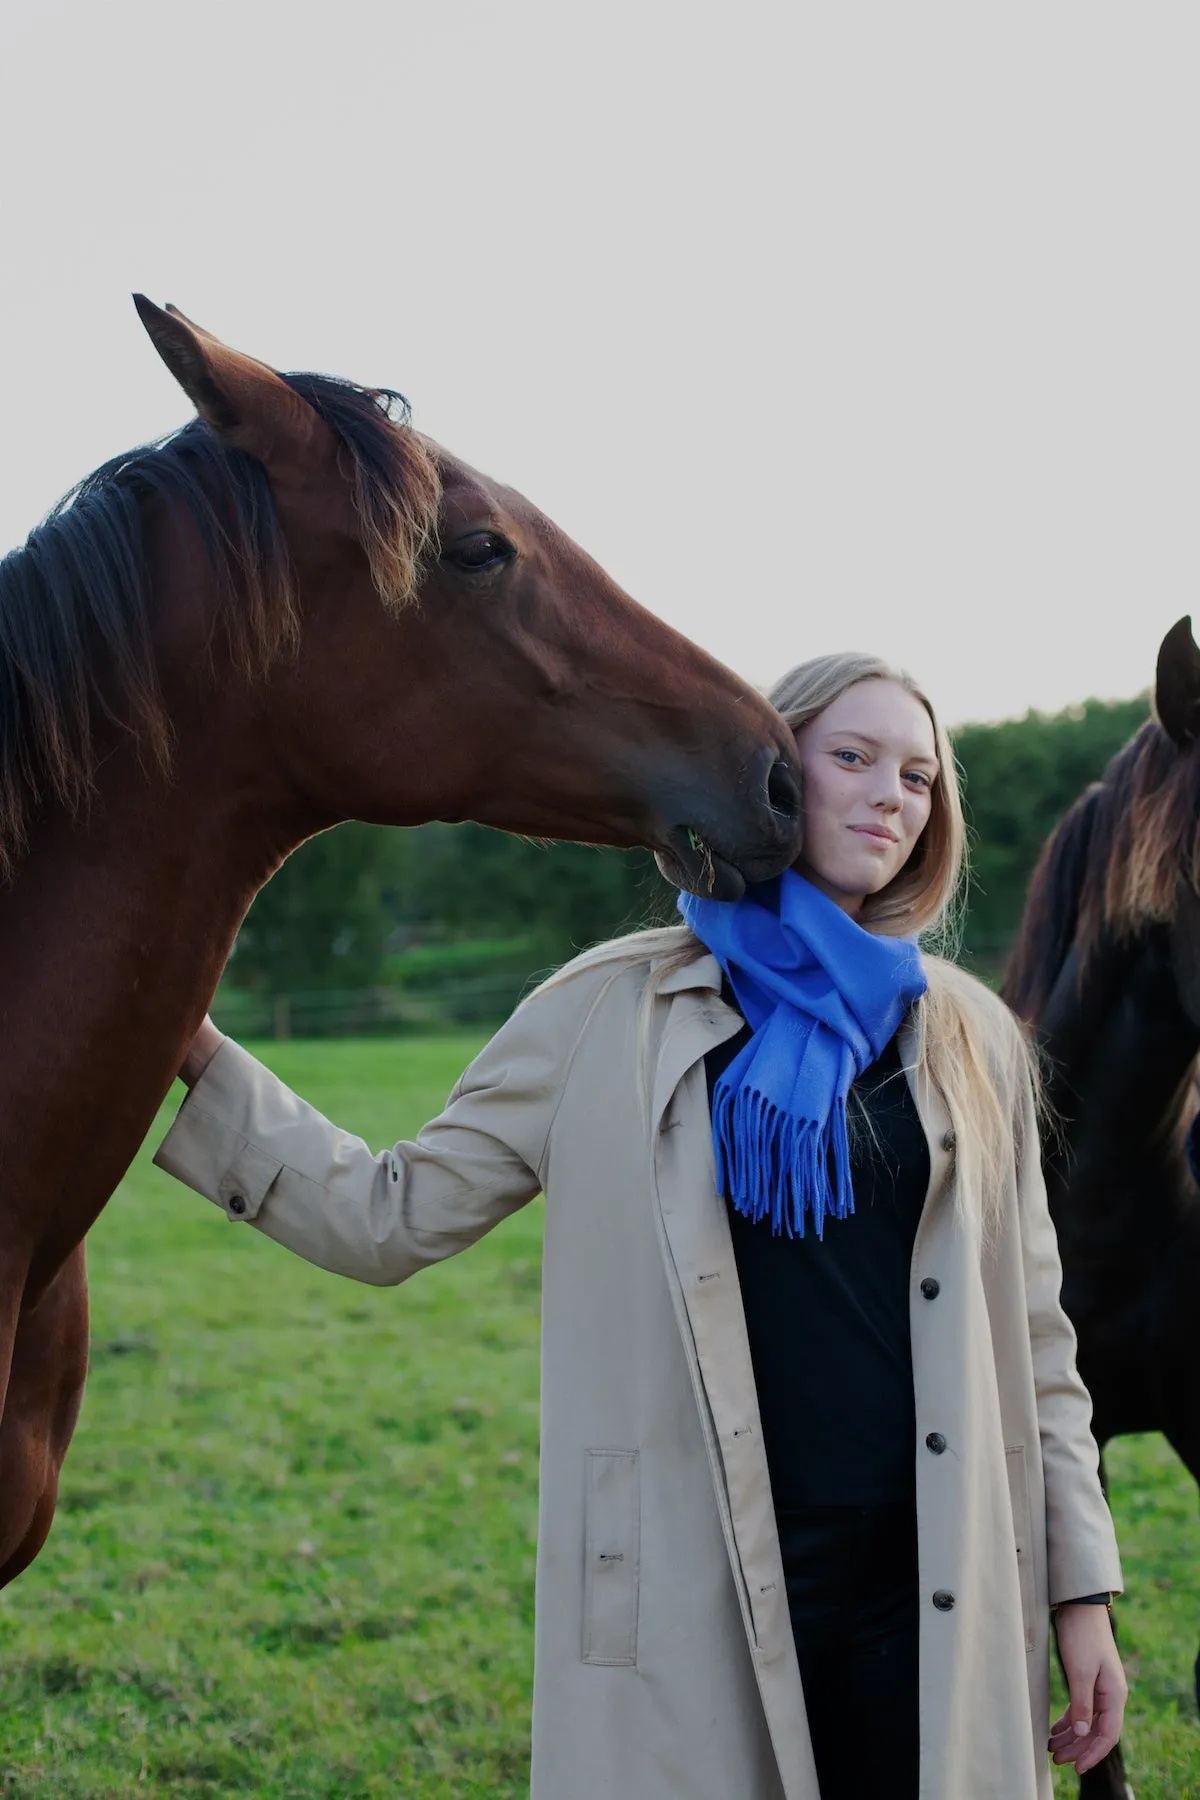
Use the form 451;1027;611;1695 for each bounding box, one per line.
0;1248;89;1585
1065;1451;1134;1800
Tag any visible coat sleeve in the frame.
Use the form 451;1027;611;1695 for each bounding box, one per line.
1012;1055;1124;1603
153;974;599;1286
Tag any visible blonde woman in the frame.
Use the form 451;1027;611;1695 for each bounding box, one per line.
159;654;1125;1799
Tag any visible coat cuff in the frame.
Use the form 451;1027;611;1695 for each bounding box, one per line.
154;1041;284;1223
1048;1553;1124;1608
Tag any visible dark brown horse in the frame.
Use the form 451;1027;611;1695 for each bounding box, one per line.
0;297;805;1587
1004;617;1200;1800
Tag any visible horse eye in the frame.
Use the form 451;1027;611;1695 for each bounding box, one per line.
446;531;512;571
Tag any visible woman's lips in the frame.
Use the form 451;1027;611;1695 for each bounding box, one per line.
851;824;899;844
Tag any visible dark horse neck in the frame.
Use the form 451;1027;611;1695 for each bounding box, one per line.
1038;930;1199;1290
0;732;305;1302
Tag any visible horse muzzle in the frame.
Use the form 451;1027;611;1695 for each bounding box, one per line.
654;750;803;900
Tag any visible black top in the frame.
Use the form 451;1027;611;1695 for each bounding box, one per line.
706;1011;931;1508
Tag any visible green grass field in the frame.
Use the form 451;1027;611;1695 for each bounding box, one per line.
1;1036;1198;1797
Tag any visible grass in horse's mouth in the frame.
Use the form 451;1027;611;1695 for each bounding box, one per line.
686;828;717;894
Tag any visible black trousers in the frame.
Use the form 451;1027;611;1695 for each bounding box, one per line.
777;1497;920;1800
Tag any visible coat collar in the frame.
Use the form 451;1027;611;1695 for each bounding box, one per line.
648;956;955;1190
650;956;953;1152
652;950;723;995
648;959;740;1135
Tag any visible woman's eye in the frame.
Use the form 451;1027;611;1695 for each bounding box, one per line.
904;771;930;789
445;531;513;571
834;749;863;765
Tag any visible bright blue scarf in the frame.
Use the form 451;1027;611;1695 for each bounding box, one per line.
678;869;927;1238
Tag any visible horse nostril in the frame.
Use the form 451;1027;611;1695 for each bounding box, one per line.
766;759;801;823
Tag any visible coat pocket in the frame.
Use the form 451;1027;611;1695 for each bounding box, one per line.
1005;1445;1036;1652
582;1449;640;1666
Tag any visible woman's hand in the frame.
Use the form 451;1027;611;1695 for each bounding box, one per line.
180;1015;225;1089
1050;1603;1127;1774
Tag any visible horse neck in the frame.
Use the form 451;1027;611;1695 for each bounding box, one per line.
1037;930;1199;1217
0;715;308;1298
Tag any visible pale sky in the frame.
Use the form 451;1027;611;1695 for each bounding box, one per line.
1;1;1196;726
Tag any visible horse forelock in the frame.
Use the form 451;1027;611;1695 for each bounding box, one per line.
1004;718;1200;1022
0;375;441;879
280;375;441;607
1097;721;1200;938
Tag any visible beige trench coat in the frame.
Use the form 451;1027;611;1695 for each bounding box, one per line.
155;951;1122;1800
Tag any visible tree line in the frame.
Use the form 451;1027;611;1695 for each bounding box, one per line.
223;690;1152;1017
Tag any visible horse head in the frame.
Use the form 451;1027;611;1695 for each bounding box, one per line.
135;298;802;899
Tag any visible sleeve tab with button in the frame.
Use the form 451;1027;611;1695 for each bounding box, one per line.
217;1141;284;1222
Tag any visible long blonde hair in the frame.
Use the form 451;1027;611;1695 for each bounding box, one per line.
541;651;1027;1230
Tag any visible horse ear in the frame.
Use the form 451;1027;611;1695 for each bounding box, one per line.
132;294;336;476
1154;616;1200;749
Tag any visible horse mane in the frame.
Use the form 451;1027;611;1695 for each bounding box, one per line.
1002;717;1200;1022
0;376;441;878
1000;783;1103;1021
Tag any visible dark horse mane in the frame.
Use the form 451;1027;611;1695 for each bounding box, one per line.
0;375;441;878
1003;716;1200;1022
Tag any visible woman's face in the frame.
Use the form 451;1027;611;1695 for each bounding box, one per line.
792;678;938;915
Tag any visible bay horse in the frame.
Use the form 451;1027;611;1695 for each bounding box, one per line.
0;297;805;1588
1003;616;1200;1800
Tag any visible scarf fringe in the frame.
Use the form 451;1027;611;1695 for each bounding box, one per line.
714;1088;854;1239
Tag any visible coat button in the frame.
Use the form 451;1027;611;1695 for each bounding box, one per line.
941;1129;956;1152
920;1277;940;1300
926;1431;947;1455
932;1589;955;1611
228;1194;247;1215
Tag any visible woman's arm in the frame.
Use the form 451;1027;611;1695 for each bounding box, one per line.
155;973;599;1286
